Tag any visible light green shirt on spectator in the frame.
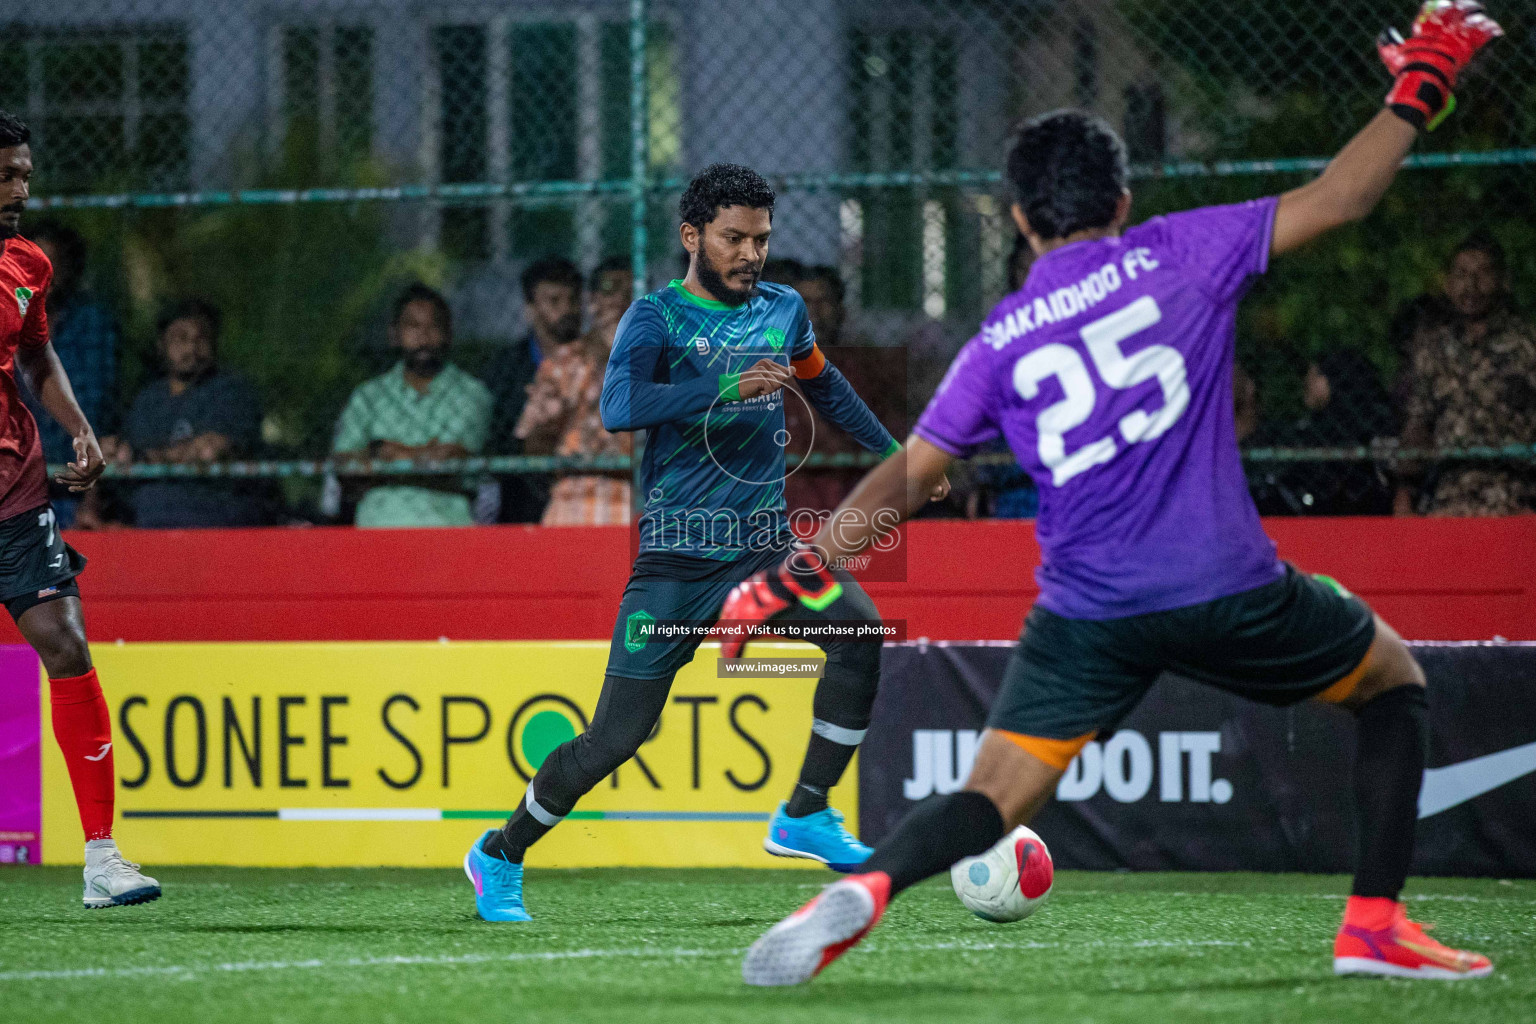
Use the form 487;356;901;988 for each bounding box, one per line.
333;362;493;527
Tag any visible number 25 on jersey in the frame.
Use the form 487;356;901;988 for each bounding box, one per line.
1012;296;1190;487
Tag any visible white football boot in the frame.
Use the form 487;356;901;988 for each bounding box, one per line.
83;838;162;909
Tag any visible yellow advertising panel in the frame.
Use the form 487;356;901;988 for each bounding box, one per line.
42;641;853;868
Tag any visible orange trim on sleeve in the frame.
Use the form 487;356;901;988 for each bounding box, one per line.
995;729;1095;771
791;343;827;380
1316;646;1375;704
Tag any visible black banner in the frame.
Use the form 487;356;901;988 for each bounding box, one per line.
860;642;1536;877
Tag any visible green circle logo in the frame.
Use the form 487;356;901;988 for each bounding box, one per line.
505;694;590;781
521;710;578;770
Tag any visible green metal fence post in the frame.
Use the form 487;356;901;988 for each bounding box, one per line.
628;0;651;513
629;0;650;301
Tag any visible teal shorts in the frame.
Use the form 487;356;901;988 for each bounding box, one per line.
988;564;1377;740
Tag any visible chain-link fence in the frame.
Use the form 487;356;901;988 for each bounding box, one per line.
8;0;1536;526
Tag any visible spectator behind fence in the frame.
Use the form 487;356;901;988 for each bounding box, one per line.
1398;233;1536;516
784;263;847;514
782;265;897;515
761;257;806;288
514;257;634;525
1234;362;1261;444
108;299;264;528
21;221;118;526
585;255;634;351
485;257;582;522
966;237;1040;519
1248;350;1397;516
332;284;491;528
1388;290;1452;418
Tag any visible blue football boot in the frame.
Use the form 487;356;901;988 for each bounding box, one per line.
463;829;532;922
763;802;873;873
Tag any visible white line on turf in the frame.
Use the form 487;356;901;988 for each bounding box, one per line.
1060;890;1521;904
0;947;727;983
0;937;1256;984
864;939;1250;954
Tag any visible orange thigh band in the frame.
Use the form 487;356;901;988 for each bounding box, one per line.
1316;645;1375;704
994;729;1095;771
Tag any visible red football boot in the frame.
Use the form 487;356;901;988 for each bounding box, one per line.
1334;896;1492;979
741;872;891;986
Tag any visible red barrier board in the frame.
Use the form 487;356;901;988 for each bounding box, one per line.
6;518;1532;643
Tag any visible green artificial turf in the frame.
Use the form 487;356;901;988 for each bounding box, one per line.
0;867;1530;1024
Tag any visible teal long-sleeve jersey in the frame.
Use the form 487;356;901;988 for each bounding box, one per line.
600;279;899;559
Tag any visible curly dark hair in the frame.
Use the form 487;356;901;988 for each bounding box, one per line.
520;255;582;302
798;264;846;303
157;297;222;344
1006;110;1128;241
0;110;29;150
1451;229;1507;277
392;282;452;333
589;254;632;290
678;163;776;230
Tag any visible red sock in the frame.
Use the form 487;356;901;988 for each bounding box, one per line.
1341;895;1399;931
49;669;115;841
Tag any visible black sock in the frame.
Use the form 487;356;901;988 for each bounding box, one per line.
786;732;861;817
786;781;829;818
484;778;571;864
483;806;550;864
1351;685;1429;899
485;672;674;864
786;608;880;817
861;790;1006;897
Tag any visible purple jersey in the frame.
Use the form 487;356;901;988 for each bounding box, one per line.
916;198;1284;619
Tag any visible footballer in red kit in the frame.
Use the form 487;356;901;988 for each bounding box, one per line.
0;109;160;908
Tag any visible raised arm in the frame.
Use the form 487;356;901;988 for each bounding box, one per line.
1271;112;1417;256
1272;1;1501;256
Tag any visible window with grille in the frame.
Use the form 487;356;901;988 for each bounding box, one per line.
0;26;190;192
846;27;961;318
270;24;374;168
426;18;677;267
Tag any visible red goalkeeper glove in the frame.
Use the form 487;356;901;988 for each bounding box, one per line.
716;552;843;659
1379;1;1502;131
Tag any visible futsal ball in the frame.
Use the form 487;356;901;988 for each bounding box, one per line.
950;825;1054;923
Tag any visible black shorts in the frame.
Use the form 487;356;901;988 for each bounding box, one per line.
0;503;86;621
988;564;1376;740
